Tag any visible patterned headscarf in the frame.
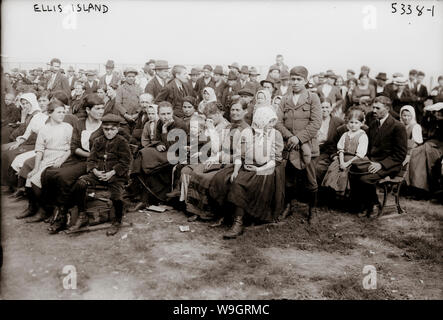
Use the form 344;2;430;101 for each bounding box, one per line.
252;105;277;132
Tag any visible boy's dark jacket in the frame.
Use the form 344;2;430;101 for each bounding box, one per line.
87;133;132;178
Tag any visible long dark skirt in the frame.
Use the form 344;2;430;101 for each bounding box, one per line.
136;164;174;203
209;162;286;222
41;158;87;207
1;144;35;186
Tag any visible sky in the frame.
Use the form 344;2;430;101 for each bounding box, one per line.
1;0;443;83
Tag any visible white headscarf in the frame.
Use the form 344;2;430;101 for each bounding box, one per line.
252;105;277;133
202;87;217;103
400;105;417;127
19;92;41;115
255;89;272;106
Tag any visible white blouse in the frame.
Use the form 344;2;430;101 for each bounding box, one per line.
337;129;368;158
16;112;49;143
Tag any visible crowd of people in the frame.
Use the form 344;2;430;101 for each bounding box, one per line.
1;54;442;238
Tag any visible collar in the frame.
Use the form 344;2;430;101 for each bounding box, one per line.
379;113;389;126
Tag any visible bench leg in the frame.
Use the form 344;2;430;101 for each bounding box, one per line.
394;183;405;214
378;184;388;217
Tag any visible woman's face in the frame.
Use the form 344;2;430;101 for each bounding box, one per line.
256;92;266;105
321;102;332;119
401;110;413;125
88;104;105;121
203;90;211;101
230;103;246;121
182;102;195;117
38;96;49;111
97;88;106;100
360;76;369;86
159;106;173;123
20;99;32;112
50;106;66;123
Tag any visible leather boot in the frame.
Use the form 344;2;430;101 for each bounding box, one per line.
26;207;49;223
209;217;224;228
16;188;37;219
68;211;89;231
107;200;123;236
48;207;68;234
307;191;318;224
223;216;243;239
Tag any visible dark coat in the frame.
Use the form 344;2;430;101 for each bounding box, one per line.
194;77;216;101
99;73;121;90
319;116;345;156
155;80;196;118
48;72;71;98
366;115;407;172
145;76;166;100
84;80;99;94
87;134;132;178
316;84;343;105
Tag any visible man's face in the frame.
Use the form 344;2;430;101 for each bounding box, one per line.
276;56;283;65
372;102;389;119
5;94;15;105
176;69;188;83
240;95;253;104
97;89;106;100
376;79;386;87
36;70;43;77
51;62;61;73
147;108;157;121
250;75;258;82
270;70;280;80
417;75;424;84
140;97;152;112
361;68;369;76
148;63;155;70
67;70;75;78
157;69;169;80
87;74;95;82
229;68;239;76
74;84;84;96
126;73;136;84
106;67;113;75
159;106;173;122
409;74;416;82
326;77;335;85
321;102;332;119
213;74;221;82
203;69;212;78
263;83;273;94
318;76;326;84
346;72;354;80
103;125;119;140
240;72;249;81
38;96;50;111
230;103;247;121
290;75;307;93
190;74;199;82
182;102;195;117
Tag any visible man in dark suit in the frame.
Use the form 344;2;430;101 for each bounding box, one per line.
66;66;78;90
155;65;195;118
221;71;239;116
349;96;407;217
194;64;215;102
212;65;226;102
46;58;70;98
84;70;99;94
99;60;121;90
415;71;428;123
145;60;170;100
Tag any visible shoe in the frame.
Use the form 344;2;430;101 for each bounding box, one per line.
26;208;48;223
187;214;198;222
209;217;224;228
277;203;292;221
106;221;121;236
223;216;243;239
9;188;26;200
16;206;36;219
68;211;89;231
47;220;67;234
367;204;381;218
166;189;181;198
307;206;318;224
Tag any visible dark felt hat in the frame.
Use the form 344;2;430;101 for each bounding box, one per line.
249;67;260;76
190;68;199;76
146;59;156;65
269;64;280;73
238;84;255;97
154;60;170;70
213;65;224;75
260;76;275;88
123;67;138;76
228;62;240;71
280;70;290;80
102;113;124;125
227;70;238;81
375;72;387;81
289;66;308;79
240;65;249;74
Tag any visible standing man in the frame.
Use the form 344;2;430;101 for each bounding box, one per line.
136;59;156;91
116;67;143;135
194;64;215;101
407;69;418;94
249;67;261;92
99;60;121;90
189;68;200;92
145;60;170;100
415;71;428;123
155;65;195;118
228;63;240;77
349;96;407;217
375;72;387;96
221;71;239;116
237;66;250;90
84;70;99;94
213;65;227;103
275;66;322;223
66;66;77;90
46;58;70;98
274;54;289;72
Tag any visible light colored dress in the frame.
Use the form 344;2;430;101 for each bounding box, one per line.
26;122;73;188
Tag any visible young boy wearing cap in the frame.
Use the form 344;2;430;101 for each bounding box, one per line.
275;66;322;223
71;113;132;236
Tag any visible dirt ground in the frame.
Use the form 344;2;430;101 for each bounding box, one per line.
0;191;442;300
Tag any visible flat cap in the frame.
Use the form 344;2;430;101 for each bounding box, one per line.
240;65;249;74
289;66;308;79
102;113;124;125
213;65;224;75
123;67;138;76
249;67;260;76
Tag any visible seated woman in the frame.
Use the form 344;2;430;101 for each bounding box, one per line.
104;83;119;115
352;74;375;108
1;92;48;191
37;94;104;231
131;101;188;205
177;101;231;222
400;105;423;165
1;93;21;144
209;106;284;239
198;87;217;114
406;103;442;196
21;100;73;224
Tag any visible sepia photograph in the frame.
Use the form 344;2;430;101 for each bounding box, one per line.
0;0;442;308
